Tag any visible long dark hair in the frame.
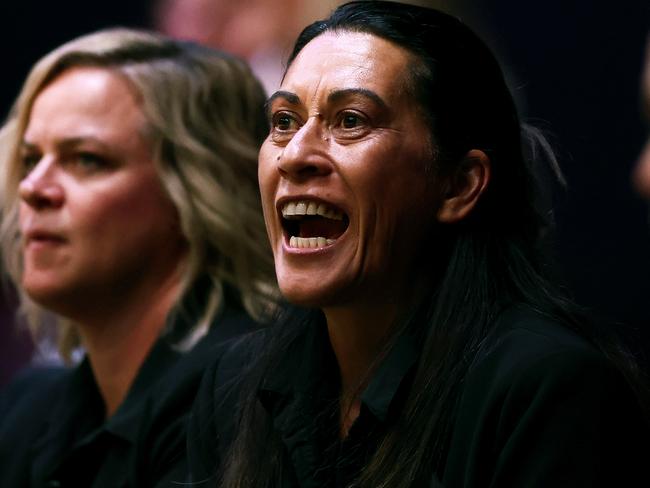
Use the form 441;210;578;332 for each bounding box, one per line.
219;2;648;486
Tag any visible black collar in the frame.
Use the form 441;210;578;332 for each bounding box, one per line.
33;330;184;458
259;312;419;425
31;282;253;482
256;312;419;487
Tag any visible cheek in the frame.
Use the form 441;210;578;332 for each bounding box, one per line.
354;147;431;213
258;142;279;232
87;192;146;229
355;151;435;265
258;141;276;192
19;202;31;227
76;181;177;244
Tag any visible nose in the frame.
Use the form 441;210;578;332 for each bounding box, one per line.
277;117;333;182
18;158;64;210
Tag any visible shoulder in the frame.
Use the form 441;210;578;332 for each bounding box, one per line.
469;305;604;388
187;328;269;483
464;305;638;419
144;288;265;420
484;304;597;358
150;312;266;416
0;366;70;422
134;312;263;486
192;327;269;431
0;366;71;485
444;305;649;486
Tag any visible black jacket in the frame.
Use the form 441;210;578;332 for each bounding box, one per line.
187;304;650;487
0;287;257;488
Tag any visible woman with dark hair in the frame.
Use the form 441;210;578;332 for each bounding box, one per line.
189;1;649;486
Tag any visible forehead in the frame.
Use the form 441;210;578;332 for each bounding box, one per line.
25;66;145;138
282;31;414;102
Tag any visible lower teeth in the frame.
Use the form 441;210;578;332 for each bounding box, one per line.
289;236;336;248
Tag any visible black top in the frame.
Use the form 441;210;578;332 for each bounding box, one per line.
187;305;650;487
0;286;257;488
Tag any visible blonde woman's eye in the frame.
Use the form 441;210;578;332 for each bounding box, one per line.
76;152;106;169
21;154;40;174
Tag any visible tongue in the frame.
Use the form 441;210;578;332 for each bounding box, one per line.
298;217;347;239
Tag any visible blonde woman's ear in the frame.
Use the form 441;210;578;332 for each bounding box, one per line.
436;149;491;223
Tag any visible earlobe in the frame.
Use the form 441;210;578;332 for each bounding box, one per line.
437;149;491;223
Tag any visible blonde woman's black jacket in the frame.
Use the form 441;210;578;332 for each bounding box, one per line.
0;284;257;488
187;304;650;487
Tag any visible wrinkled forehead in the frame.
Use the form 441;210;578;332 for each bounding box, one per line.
282;31;418;105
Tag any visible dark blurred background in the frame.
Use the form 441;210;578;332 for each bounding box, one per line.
1;0;649;385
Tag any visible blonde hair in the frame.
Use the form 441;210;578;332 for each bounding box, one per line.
0;28;276;361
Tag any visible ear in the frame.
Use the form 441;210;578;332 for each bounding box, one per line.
437;149;491;223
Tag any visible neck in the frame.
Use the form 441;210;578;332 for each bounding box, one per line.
323;300;399;437
77;271;182;418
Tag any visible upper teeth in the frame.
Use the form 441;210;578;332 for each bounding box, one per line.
281;200;344;220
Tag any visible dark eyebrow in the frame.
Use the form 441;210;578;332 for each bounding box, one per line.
327;88;388;111
265;90;301;118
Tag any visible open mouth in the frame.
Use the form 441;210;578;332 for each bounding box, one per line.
281;199;349;249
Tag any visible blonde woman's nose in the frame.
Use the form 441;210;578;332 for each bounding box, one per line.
18;162;64;209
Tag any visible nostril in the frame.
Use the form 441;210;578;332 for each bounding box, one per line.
279;163;329;183
277;155;333;181
18;179;36;201
19;178;64;209
279;162;320;175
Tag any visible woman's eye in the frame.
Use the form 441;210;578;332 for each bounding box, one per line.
271;112;299;132
75;152;106;170
333;111;370;139
336;111;368;129
270;111;302;143
20;154;40;174
276;115;292;131
341;113;361;129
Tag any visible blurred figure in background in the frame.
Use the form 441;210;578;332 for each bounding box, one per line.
0;28;275;486
0;287;32;387
635;36;650;199
153;0;345;93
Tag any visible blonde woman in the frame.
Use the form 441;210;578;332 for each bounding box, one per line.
0;28;275;486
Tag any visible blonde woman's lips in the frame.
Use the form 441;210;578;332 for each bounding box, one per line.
23;229;66;247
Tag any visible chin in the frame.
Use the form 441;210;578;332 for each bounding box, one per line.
278;277;351;309
279;285;324;307
22;277;78;317
23;277;56;302
24;285;61;307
